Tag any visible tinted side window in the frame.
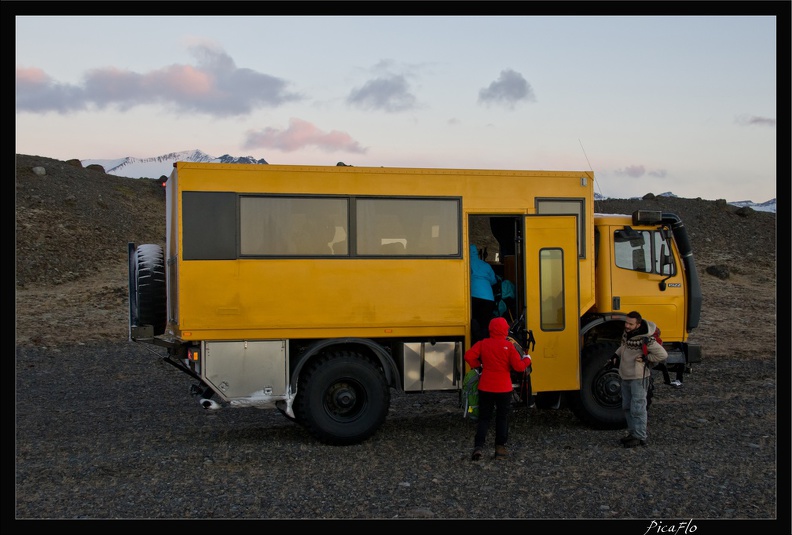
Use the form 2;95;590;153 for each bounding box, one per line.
183;191;237;260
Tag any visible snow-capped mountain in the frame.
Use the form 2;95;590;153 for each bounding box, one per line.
726;198;777;213
83;151;775;213
594;191;776;213
81;150;268;180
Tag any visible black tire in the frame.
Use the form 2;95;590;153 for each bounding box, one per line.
570;342;625;430
295;351;390;446
133;244;167;336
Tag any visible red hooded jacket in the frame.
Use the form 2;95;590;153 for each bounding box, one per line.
464;317;531;393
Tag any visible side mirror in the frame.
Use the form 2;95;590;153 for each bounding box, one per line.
658;243;672;290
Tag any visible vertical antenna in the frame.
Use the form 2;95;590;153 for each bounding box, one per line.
579;139;605;210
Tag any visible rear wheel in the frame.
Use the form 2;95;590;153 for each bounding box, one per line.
295;351;390;445
570;342;625;429
132;244;167;335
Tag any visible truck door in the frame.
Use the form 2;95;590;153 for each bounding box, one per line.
609;226;687;340
523;215;581;392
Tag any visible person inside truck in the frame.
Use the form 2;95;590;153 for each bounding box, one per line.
470;244;498;344
494;276;516;322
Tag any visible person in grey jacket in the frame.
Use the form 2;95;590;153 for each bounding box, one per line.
611;310;668;448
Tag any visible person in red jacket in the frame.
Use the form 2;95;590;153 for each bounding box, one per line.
465;316;532;460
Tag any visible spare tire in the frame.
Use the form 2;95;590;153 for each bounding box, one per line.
133;244;167;335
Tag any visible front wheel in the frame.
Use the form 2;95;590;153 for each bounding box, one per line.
295;351;390;445
570;342;625;429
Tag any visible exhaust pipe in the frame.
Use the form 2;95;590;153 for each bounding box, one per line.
200;398;221;410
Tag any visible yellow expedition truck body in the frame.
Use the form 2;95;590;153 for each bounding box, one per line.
129;162;701;444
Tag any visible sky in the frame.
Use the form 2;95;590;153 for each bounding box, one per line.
15;12;783;203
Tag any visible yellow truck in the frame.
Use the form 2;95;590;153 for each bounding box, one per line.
128;162;701;445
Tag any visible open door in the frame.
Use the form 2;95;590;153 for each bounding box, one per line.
523;215;581;393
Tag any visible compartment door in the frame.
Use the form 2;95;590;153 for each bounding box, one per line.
523;215;581;392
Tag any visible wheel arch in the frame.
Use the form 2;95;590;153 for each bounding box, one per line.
570;314;632;430
582;312;628;333
581;313;628;349
289;338;399;394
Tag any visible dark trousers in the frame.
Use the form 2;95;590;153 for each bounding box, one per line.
474;390;513;448
657;363;684;384
471;297;495;344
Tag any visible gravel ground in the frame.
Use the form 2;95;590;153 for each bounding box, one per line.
14;154;782;527
15;340;778;523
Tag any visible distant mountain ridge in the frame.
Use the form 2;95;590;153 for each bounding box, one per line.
595;191;775;213
81;150;776;213
725;198;777;212
81;150;268;180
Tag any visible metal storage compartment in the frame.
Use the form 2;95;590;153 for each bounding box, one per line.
204;340;288;400
401;341;462;392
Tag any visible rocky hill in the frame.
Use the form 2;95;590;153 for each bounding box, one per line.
15;153;776;358
15;154;167;288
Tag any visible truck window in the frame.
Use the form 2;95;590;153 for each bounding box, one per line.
355;198;460;256
240;196;348;256
187;193;460;259
539;247;565;331
183;191;237;260
536;198;586;258
614;229;676;275
653;232;676;275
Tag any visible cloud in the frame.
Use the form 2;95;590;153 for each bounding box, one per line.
735;114;776;127
15;67;92;113
478;69;535;108
16;44;302;116
614;165;646;178
347;74;417;112
614;166;668;180
243;118;367;153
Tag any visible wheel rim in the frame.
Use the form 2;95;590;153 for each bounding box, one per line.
323;379;367;422
592;367;622;409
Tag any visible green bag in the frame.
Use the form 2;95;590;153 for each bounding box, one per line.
462;368;481;421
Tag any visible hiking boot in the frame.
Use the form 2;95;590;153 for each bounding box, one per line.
471;448;483;461
619;434;636;444
623;437;647;448
494;445;509;459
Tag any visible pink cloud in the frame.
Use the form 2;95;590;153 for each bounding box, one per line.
147;65;216;97
244;118;366;154
16;44;300;115
16;67;51;85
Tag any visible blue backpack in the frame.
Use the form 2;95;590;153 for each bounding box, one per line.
495;278;516;318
